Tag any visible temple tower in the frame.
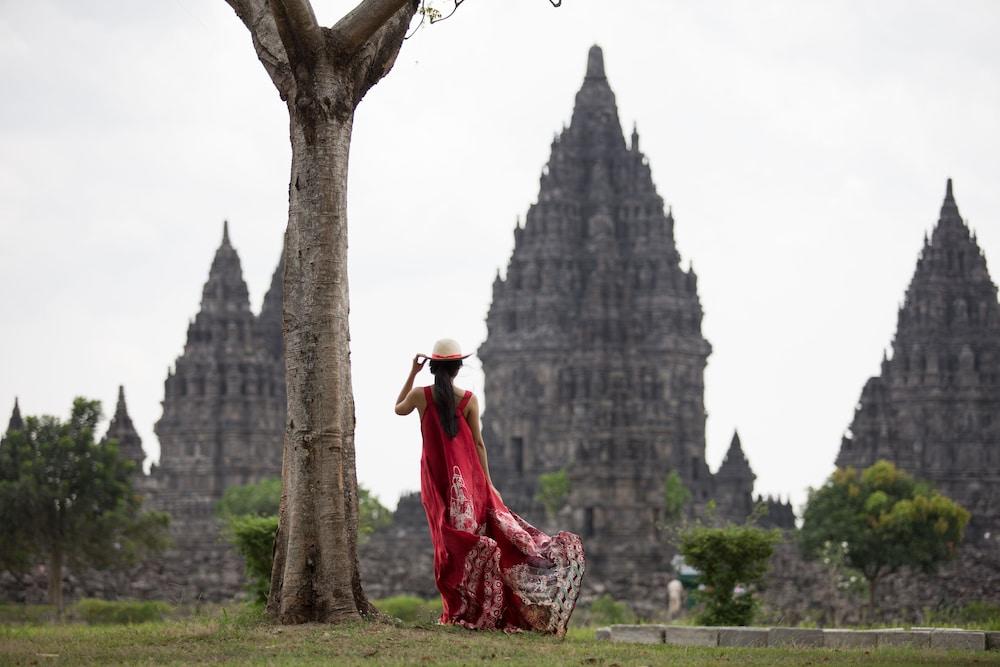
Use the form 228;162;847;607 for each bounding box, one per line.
714;431;756;523
479;46;717;584
5;398;23;435
102;386;146;475
153;222;284;498
836;180;1000;535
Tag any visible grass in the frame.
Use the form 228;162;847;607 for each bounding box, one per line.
2;607;999;666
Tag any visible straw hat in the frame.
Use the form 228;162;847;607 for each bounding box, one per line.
421;338;472;361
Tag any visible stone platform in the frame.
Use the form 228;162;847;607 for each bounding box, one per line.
600;625;998;652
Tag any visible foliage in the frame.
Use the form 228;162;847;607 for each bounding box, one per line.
358;486;393;540
679;524;781;626
374;596;442;624
0;398;170;612
663;470;691;523
534;469;570;517
924;601;1000;631
799;460;970;614
227;515;279;604
217;478;281;518
217;478;391;601
584;594;636;626
74;599;171;625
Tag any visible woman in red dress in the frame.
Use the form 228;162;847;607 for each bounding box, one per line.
395;338;585;636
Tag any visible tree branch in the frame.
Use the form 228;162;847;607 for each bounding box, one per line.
223;0;295;99
329;0;413;58
344;0;418;105
271;0;324;72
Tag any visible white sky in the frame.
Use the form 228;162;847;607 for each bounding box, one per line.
2;1;999;513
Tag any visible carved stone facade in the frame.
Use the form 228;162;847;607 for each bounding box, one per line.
836;181;1000;536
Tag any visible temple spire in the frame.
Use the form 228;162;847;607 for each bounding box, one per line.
222;219;231;245
6;397;24;434
103;386;145;473
939;177;961;223
586;44;605;79
200;220;251;316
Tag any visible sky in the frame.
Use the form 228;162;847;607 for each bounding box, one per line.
1;1;999;513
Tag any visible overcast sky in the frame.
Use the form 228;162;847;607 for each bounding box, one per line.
2;1;999;512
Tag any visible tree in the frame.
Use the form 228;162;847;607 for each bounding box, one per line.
679;524;780;626
0;398;170;617
799;460;970;618
221;0;557;623
663;470;691;523
535;469;570;519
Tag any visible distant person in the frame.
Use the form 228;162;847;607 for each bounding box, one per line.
395;338;586;636
667;577;684;620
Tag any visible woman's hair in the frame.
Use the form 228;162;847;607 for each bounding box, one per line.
429;359;463;438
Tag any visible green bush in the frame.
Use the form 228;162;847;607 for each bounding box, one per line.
586;594;636;626
374;595;442;624
74;599;171;625
217;478;282;518
0;603;56;624
535;469;570;517
679;524;780;626
925;601;1000;631
227;515;279;604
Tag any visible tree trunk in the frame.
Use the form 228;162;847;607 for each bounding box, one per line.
867;574;878;624
48;548;63;620
266;68;375;624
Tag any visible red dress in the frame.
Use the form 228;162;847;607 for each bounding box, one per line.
419;386;585;635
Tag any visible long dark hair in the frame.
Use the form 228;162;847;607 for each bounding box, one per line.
429;359;462;438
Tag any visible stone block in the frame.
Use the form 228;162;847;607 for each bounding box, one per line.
609;624;665;644
664;626;719;647
594;627;611;641
876;630;930;648
986;632;1000;650
929;630;985;651
823;629;878;649
768;627;824;648
718;627;769;647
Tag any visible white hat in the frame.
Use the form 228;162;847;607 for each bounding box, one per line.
422;338;472;361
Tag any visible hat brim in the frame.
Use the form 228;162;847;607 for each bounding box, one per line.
421;353;472;361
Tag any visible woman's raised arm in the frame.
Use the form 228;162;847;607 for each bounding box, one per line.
395;354;427;415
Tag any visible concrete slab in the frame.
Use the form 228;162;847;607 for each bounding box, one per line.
823;629;878;649
718;627;769;648
608;624;665;645
769;627;824;648
929;630;985;651
877;630;931;648
987;632;1000;650
664;626;719;647
594;627;611;641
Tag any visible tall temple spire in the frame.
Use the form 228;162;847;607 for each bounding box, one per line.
717;430;754;481
103;385;145;474
837;180;1000;533
199;220;251;316
6;397;24;434
585;44;606;79
258;244;286;361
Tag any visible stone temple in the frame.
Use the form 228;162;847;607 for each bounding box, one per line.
836;180;1000;537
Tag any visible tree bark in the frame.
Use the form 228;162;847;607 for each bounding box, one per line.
48;548;63;620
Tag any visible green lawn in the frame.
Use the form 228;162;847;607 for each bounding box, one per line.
2;614;999;666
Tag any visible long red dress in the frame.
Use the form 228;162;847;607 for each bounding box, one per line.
419;386;585;635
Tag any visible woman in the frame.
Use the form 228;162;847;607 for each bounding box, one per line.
395;338;585;635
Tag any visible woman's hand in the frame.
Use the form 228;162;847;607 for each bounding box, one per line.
411;354;427;376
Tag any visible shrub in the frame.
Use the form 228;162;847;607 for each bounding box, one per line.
535;469;570;518
586;594;636;626
663;470;691;523
679;524;780;626
227;515;279;604
374;595;442;624
74;598;171;625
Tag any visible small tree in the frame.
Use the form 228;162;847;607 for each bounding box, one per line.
663;470;691;523
800;460;969;618
535;469;570;519
0;398;170;617
679;524;780;626
218;477;391;602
